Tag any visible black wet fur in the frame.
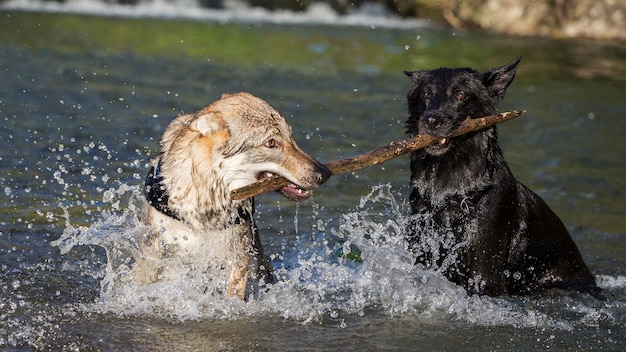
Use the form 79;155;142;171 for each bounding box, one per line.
404;57;603;299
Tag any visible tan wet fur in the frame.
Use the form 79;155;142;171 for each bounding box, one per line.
136;92;330;300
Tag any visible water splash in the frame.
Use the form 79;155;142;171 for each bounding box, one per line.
47;182;620;330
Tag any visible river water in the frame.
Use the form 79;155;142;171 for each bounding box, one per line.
1;4;626;351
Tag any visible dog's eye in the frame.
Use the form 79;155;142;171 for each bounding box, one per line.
420;91;431;100
264;139;278;148
456;92;467;101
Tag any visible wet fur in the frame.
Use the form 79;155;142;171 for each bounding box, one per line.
135;92;330;299
404;58;602;298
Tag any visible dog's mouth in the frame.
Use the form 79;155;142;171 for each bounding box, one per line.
257;172;312;201
425;137;451;156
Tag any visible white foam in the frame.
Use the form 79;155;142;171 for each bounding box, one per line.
50;182;615;330
1;0;433;29
597;275;626;288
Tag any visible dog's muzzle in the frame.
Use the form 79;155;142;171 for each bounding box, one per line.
258;162;330;202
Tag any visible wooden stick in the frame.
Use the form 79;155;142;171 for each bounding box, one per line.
232;110;525;200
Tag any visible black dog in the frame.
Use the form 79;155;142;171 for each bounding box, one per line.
404;58;602;298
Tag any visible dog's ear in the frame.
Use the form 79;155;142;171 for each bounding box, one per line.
404;70;418;79
189;111;230;136
482;57;521;102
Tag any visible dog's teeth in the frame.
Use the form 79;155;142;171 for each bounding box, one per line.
440;138;447;145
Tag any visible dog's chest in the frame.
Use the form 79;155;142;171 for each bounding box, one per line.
144;208;249;263
411;186;489;240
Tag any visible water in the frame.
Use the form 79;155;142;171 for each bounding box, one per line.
1;6;626;351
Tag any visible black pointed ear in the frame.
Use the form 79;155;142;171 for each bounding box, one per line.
404;70;417;79
482;57;521;102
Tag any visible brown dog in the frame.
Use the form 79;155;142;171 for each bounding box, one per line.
135;92;330;299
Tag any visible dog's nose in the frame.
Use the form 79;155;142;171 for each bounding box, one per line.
313;162;332;185
420;111;447;135
424;115;443;131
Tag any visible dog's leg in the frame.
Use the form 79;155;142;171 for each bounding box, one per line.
132;229;165;285
227;226;252;300
132;257;161;285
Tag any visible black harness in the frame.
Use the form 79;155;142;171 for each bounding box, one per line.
144;159;182;221
144;159;252;225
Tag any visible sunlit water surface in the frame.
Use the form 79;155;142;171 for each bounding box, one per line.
1;9;626;351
